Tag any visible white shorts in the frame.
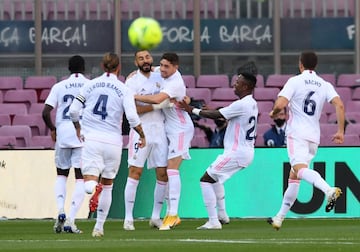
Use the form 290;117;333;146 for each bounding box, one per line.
55;143;82;169
206;150;254;184
127;124;168;169
81;140;122;179
287;136;318;167
167;128;194;160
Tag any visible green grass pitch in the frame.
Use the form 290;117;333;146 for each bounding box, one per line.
0;218;359;252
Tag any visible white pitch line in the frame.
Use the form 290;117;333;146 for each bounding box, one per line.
2;238;360;245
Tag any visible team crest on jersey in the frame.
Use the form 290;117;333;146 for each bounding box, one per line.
156;82;161;88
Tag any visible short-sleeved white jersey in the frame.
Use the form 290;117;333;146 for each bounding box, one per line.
278;70;339;143
45;73;88;148
125;70;165;125
159;70;194;134
219;95;258;153
78;73;141;146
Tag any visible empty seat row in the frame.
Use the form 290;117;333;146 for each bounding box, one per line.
266;73;360;88
0;0;355;21
0;125;54;149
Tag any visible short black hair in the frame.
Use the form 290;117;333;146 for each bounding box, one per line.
238;72;257;89
161;52;179;66
300;51;318;70
68;55;85;74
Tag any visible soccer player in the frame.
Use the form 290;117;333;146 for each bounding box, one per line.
42;55;87;234
69;52;146;237
179;72;258;229
123;50;169;231
134;52;194;231
267;51;345;230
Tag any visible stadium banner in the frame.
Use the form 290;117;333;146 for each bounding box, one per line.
1;148;358;219
0;150;91;219
0;18;354;53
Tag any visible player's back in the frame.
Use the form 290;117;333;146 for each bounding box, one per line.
81;73;131;146
45;73;88;147
281;70;338;143
221;95;258;151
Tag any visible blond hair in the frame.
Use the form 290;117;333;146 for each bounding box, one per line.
102;52;120;74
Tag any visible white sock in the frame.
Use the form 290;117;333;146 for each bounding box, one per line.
212;182;226;215
164;182;170;215
167;169;181;216
276;179;300;219
54;175;67;213
124;177;139;221
298;168;331;193
94;184;113;231
200;182;218;222
68;179;85;222
151;180;167;220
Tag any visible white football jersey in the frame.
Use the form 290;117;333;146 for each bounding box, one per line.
159;70;194;134
125;70;165;124
219;95;258;152
278;70;339;143
77;73;141;146
45;73;88;148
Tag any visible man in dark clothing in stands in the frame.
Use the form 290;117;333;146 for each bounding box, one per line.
263;107;287;147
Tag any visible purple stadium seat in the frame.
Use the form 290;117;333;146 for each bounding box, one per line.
39;89;51;102
47;0;84;20
257;113;273;124
211;88;237;101
13;114;46;136
231;74;264;88
265;74;294;88
257;123;272;136
336;74;360;87
0;135;16;149
319;113;328;123
0;103;27;117
283;0;322;18
30;135;55;149
335;87;352;102
320;123;339;138
207;101;232;109
182;75;196;88
0;114;11;126
321;0;355;17
255;133;265;147
196;74;229;88
319;73;336;85
191;135;209;148
351;87;360;100
320;134;359;147
257;101;274;114
29;103;45;114
14;0;34;20
345;100;360;112
322;102;335;115
84;0;113;20
0;76;23;92
0;91;2;103
344;123;360;136
0;125;32;148
3;89;38;108
254;87;279;101
187;88;212;104
344;112;360;124
24;76;57;90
